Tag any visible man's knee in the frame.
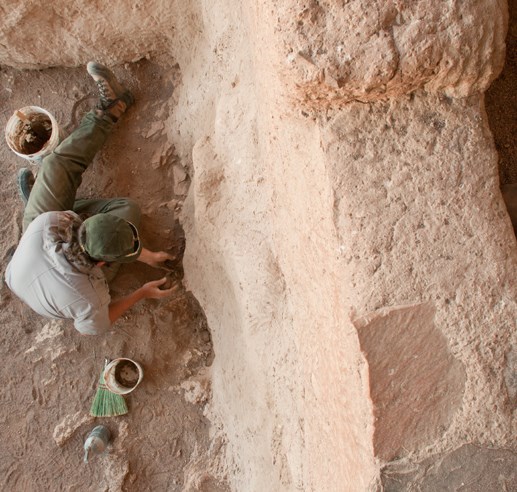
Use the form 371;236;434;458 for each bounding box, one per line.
124;198;141;226
108;198;141;226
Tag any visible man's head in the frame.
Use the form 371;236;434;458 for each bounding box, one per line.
79;214;141;263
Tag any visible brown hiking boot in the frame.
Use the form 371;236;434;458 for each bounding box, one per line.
87;61;134;121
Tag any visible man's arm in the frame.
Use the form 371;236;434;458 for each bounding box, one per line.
137;248;176;269
108;277;177;324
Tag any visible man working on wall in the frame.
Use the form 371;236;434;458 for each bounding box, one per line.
5;62;177;335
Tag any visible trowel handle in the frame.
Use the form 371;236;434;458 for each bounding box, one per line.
14;110;31;124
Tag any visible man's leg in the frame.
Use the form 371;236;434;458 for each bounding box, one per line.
23;111;114;231
73;197;141;226
21;61;133;231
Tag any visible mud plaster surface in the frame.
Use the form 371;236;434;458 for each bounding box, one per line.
0;61;228;491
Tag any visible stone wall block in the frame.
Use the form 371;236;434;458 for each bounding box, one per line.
275;0;508;107
353;303;466;461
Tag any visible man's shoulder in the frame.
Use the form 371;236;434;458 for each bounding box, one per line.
38;210;80;224
27;210;80;232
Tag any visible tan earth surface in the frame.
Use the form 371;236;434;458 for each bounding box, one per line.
0;61;228;491
0;1;516;491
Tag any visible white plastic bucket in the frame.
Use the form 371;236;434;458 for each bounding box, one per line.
5;106;63;163
103;358;144;395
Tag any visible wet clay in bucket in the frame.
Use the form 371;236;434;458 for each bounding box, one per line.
5;106;62;163
103;358;144;395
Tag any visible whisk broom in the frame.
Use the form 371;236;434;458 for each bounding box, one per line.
90;358;128;417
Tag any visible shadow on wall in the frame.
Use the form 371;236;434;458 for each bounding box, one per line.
502;184;517;234
486;0;517;235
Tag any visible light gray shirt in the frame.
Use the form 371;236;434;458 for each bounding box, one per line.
5;212;111;335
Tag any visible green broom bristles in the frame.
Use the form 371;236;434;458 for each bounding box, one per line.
90;359;128;417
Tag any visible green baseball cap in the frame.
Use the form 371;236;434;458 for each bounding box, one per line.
79;214;142;263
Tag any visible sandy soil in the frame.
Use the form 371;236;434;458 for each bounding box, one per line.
0;60;228;491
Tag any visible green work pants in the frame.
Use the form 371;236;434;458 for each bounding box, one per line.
23;110;141;280
24;110;140;229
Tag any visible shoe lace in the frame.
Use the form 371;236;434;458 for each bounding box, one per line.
96;79;114;106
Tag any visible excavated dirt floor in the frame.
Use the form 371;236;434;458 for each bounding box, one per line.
0;60;228;491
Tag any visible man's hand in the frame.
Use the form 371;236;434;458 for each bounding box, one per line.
108;277;182;323
138;248;178;270
140;277;180;299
